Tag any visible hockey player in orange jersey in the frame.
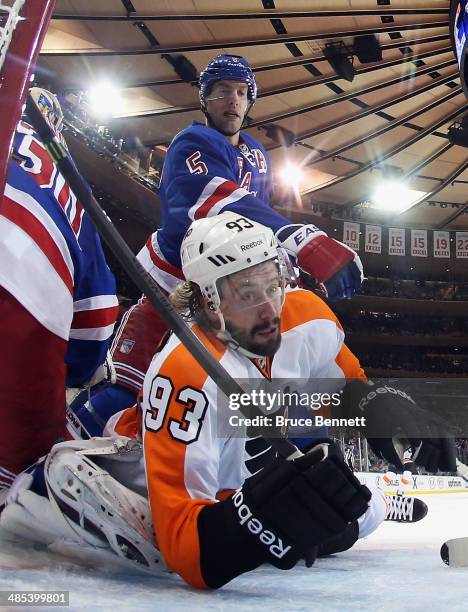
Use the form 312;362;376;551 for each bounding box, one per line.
0;213;453;589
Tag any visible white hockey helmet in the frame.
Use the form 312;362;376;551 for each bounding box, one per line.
181;212;286;310
30;87;64;137
181;213;298;356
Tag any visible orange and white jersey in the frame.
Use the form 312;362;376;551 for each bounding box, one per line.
108;288;365;588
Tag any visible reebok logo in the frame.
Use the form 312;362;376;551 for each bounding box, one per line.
240;239;263;252
358;386;416;411
232;488;291;559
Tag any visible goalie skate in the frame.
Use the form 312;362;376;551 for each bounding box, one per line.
384;494;428;523
43;442;166;574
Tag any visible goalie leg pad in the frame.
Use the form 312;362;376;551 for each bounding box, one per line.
0;472;80;545
43;444;166;574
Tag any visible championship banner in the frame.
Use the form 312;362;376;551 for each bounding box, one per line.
410;229;427;257
343;222;360;250
364;225;381;253
388;227;405;256
433;230;450;258
456;231;468;258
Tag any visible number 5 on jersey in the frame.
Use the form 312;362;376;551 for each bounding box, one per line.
145;375;208;443
186;151;208;175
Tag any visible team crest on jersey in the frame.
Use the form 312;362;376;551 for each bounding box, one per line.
238;143;267;175
238;143;257;167
120;338;136;354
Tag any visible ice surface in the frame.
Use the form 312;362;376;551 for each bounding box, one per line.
1;492;467;612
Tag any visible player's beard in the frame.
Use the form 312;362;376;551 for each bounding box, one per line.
203;101;253;137
225;317;281;358
205;111;242;137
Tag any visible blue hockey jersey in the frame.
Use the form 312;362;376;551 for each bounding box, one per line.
0;119;119;386
138;122;305;292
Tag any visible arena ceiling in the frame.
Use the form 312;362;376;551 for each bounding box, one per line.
37;0;468;229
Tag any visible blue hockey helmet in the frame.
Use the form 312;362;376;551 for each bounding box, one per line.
30;87;64;136
199;55;257;105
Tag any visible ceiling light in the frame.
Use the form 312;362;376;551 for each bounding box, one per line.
370;179;426;213
280;163;303;190
87;81;124;117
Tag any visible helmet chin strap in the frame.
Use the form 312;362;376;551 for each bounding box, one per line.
214;310;267;360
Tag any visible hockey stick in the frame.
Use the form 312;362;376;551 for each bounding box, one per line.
24;95;301;461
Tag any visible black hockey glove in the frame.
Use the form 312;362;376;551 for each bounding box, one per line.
412;437;457;474
341;380;457;473
197;443;371;589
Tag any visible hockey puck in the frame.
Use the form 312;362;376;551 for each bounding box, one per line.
440;542;449;566
440;537;468;567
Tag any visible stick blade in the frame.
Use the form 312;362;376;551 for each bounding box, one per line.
441;537;468;567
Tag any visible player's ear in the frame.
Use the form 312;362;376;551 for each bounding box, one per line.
202;300;220;327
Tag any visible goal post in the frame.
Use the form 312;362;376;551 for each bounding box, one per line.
0;0;55;196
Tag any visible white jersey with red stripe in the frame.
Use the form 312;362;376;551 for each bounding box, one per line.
137;122;307;293
0;120;118;386
105;288;366;588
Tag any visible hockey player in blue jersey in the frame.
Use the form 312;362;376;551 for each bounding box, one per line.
0;89;118;486
68;54;364;440
139;54;363;300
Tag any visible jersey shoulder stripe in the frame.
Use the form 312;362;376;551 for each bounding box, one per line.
0;211;74;339
335;344;367;381
189;177;249;220
144;234;184;279
280;288;341;333
2;183;74;293
137;233;183;293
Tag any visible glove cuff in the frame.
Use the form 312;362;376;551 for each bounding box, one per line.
276;224;326;255
198;488;300;588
